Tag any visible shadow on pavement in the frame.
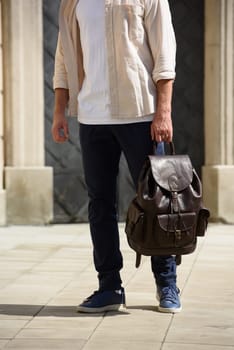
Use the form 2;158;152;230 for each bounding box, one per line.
0;304;130;317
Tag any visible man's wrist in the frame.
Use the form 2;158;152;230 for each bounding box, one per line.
155;105;172;118
156;105;171;113
53;109;66;120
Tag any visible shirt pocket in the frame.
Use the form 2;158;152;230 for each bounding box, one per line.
112;3;145;43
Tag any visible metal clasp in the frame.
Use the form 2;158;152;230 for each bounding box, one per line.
175;229;182;240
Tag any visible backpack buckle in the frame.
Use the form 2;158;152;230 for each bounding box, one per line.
175;229;182;240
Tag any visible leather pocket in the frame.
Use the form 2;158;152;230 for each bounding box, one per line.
196;208;210;236
125;200;145;244
155;213;197;248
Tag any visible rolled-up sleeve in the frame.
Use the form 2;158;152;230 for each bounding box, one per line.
53;32;69;90
144;0;176;83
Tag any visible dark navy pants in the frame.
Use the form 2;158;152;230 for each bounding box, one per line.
79;122;177;291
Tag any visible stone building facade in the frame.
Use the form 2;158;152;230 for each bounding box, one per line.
0;0;53;225
0;0;233;224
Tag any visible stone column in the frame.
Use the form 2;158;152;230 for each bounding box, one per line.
0;0;6;225
203;0;234;222
2;0;53;224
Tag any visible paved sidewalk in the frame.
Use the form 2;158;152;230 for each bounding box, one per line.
0;223;233;349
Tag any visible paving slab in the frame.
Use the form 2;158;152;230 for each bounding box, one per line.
0;304;42;319
0;223;233;349
83;340;162;350
166;312;234;346
4;339;85;349
88;310;171;343
0;328;20;339
15;327;89;340
0;341;9;349
0;321;29;329
162;344;234;350
36;305;102;318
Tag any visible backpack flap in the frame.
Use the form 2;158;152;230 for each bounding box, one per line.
148;155;193;192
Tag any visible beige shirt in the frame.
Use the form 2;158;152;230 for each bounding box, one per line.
53;0;176;118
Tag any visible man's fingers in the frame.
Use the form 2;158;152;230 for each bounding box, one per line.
163;132;172;143
52;128;67;143
151;122;173;142
151;124;163;142
53;131;63;143
55;136;68;143
57;128;69;143
157;137;161;142
63;121;69;138
51;120;69;143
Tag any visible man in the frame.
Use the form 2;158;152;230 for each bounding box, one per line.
52;0;181;313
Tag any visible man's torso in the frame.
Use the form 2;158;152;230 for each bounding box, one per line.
76;0;154;124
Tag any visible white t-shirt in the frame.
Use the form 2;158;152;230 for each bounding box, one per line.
76;0;153;124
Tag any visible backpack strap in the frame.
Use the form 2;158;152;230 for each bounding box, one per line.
175;255;182;265
136;254;182;268
135;253;141;268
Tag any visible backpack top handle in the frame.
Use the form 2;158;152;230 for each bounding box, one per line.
153;141;175;156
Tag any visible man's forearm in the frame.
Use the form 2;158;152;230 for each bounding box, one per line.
156;79;173;114
151;79;174;142
52;88;69;143
54;88;69;115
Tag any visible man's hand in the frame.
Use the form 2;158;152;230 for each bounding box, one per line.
151;107;173;143
151;79;174;143
51;113;69;143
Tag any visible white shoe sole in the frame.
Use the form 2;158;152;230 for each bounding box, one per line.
77;304;122;313
157;305;182;313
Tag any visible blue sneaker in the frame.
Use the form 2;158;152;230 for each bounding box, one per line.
157;285;182;313
77;288;126;313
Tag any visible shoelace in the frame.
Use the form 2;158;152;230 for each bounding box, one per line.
159;286;180;302
84;289;123;302
84;291;100;302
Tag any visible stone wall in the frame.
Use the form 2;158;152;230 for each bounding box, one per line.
203;0;234;222
0;0;6;225
1;0;53;224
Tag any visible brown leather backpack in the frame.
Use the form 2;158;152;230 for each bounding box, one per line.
125;143;210;267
